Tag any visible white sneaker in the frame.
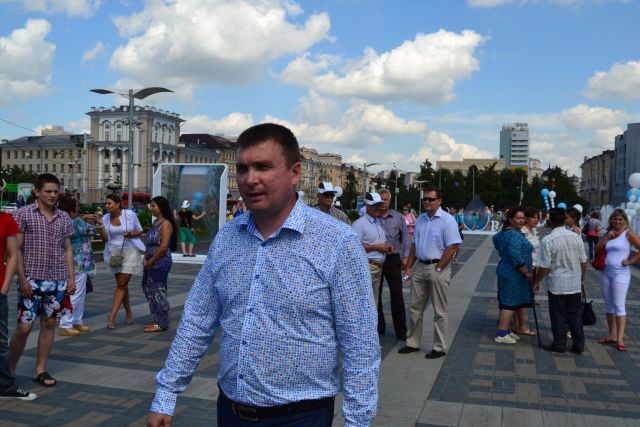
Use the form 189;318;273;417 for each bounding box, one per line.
509;331;521;341
0;388;37;401
494;335;517;344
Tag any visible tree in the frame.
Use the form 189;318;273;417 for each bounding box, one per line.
0;166;38;184
418;159;437;186
341;171;358;210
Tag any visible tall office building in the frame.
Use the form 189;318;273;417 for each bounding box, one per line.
499;123;530;168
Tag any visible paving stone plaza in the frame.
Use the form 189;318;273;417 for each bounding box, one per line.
0;234;639;426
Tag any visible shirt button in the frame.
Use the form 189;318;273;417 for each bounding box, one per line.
261;242;266;247
242;340;247;345
239;374;244;380
255;274;259;279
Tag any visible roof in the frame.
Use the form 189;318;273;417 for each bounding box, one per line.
180;133;237;150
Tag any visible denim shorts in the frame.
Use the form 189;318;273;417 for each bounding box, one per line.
16;277;72;324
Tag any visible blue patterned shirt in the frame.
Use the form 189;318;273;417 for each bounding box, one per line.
151;198;380;426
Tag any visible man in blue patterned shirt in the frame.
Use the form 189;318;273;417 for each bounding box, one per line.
148;124;380;426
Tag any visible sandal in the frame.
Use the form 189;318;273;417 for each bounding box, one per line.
33;371;57;387
143;324;166;333
617;343;627;351
516;329;537;336
597;337;617;344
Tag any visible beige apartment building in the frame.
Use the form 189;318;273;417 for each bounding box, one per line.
580;150;613;209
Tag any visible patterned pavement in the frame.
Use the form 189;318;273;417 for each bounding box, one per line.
0;234;639;426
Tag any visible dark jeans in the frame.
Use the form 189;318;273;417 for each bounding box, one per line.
216;395;334;427
548;291;584;351
587;236;599;260
377;253;407;339
0;294;15;393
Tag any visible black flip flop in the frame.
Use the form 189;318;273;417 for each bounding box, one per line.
33;371;57;387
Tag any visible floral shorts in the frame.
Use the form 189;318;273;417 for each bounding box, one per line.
16;277;72;324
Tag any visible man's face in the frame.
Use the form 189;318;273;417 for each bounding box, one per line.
35;182;60;208
380;192;391;211
236;139;301;217
366;203;383;217
422;191;441;215
317;192;335;210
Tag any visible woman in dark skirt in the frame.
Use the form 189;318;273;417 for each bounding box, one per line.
142;196;178;332
492;206;534;344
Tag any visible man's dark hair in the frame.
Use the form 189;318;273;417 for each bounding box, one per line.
35;173;60;190
565;207;581;225
236;123;300;167
423;186;441;199
548;208;566;227
57;195;78;214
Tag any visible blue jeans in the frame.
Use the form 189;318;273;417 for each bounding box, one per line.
216;395;334;427
0;293;15;393
587;236;599;260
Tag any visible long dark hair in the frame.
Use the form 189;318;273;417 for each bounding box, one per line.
152;196;178;252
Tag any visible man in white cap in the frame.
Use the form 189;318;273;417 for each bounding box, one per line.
352;192;393;307
315;182;350;225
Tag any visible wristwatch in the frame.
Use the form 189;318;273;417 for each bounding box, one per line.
435;266;442;272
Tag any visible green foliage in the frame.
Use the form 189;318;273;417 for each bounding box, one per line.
341;171;359;210
0;166;39;184
347;210;360;223
137;207;152;230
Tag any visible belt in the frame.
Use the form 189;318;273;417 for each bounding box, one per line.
368;259;384;268
218;386;334;422
418;259;440;265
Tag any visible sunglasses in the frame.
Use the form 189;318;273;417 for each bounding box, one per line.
422;197;438;203
319;192;336;198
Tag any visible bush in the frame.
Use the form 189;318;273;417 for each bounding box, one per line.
138;207;152;230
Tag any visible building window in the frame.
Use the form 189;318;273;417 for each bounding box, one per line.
60;150;64;159
44;164;48;172
37;164;40;172
44;150;49;159
53;164;56;172
29;164;32;171
21;151;25;159
5;151;9;160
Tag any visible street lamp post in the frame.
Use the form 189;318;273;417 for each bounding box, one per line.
414;180;427;215
90;87;173;209
363;162;381;203
393;162;399;211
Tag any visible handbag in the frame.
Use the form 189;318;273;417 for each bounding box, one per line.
108;212;127;267
582;291;597;326
592;246;606;270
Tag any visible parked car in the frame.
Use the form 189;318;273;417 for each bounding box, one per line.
0;203;18;214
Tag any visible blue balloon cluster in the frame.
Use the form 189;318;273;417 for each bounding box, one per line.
541;188;550;211
557;202;567;209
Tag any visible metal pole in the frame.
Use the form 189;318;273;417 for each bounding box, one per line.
394;164;398;211
82;135;87;204
128;89;134;209
519;175;524;205
472;168;475;200
363;162;367;203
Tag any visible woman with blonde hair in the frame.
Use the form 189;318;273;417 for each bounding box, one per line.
594;208;640;351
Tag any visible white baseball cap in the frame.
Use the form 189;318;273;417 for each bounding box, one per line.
317;182;337;194
181;200;190;209
364;192;383;205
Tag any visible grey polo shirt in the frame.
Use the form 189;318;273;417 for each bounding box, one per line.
352;213;387;264
380;209;410;258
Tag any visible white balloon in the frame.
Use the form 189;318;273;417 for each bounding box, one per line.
334;186;343;198
572;204;583;213
629;173;640;188
548;191;557;199
634;202;640;210
630;195;637;203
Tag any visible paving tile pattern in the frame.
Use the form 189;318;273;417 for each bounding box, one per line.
430;240;640;419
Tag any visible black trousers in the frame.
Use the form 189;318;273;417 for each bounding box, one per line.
548;291;585;351
377;253;407;339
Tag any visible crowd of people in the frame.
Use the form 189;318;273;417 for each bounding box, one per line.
0;123;636;427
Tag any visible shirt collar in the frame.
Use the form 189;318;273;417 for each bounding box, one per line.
364;212;378;223
33;200;61;218
422;207;444;220
240;196;306;237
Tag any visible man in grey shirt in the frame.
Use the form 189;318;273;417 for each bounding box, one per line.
314;182;350;225
377;189;410;340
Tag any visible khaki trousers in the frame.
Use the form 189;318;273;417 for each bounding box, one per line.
368;263;382;308
406;262;451;352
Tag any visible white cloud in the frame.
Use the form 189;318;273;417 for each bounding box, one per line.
306;30;485;105
81;41;104;65
411;131;494;164
468;0;514;7
0;19;55;105
558;104;630;130
110;0;331;93
182;113;255;136
294;90;340;124
12;0;102;17
583;60;640;100
67;117;90;134
279;52;337;86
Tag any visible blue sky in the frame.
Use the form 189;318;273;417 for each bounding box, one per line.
1;0;639;176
